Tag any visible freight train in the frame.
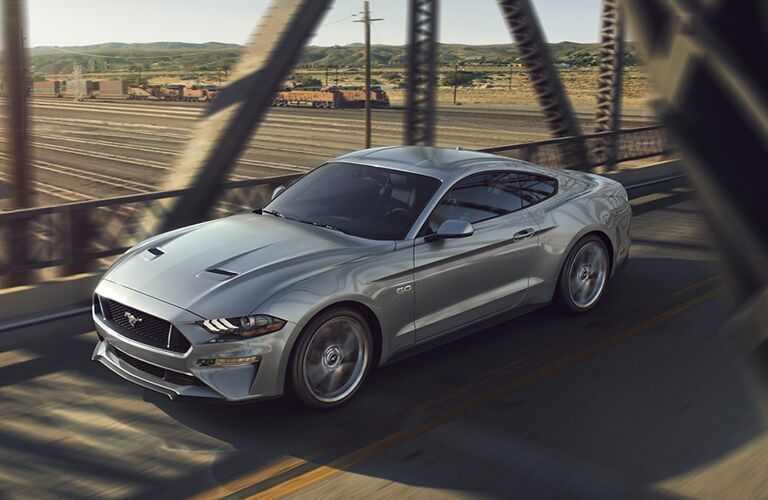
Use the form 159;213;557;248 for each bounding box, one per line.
127;84;219;102
31;79;121;99
31;80;96;99
30;80;390;108
31;80;219;102
273;85;390;108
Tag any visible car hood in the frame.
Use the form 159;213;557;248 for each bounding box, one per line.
104;212;392;318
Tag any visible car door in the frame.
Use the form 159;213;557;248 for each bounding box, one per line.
413;171;541;342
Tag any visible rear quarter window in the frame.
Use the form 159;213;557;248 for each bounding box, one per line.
518;174;557;207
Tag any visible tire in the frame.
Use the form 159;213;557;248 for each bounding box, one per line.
289;307;373;410
556;234;610;314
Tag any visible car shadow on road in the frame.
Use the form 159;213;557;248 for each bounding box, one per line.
134;255;764;499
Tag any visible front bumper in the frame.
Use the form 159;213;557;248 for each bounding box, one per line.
92;280;297;402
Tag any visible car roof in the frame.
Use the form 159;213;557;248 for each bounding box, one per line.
332;146;548;183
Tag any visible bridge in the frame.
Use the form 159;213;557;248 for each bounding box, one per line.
1;0;767;498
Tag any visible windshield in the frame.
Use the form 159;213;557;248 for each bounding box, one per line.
264;162;441;240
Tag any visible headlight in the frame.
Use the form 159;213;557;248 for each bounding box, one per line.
199;315;286;337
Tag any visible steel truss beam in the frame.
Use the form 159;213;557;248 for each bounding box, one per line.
405;0;438;146
621;0;768;416
2;0;30;211
497;0;590;169
2;0;33;286
156;0;334;232
594;0;625;169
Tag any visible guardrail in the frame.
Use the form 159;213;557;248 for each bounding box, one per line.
484;125;670;170
0;125;670;283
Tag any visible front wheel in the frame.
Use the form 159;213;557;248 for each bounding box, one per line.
289;308;373;409
556;235;610;314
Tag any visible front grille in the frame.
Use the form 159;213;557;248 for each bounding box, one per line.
114;347;164;378
113;347;205;386
99;297;191;353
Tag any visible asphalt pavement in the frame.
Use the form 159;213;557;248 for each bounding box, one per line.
1;187;764;499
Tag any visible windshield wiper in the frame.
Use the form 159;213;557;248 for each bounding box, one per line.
310;221;348;234
261;209;348;234
260;209;285;218
290;217;348;235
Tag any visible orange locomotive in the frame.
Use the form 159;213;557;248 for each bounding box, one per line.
272;86;390;109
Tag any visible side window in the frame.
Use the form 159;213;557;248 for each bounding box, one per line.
426;172;523;233
518;174;557;208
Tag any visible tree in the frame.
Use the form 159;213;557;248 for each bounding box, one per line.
124;74;148;87
443;70;476;87
294;76;322;88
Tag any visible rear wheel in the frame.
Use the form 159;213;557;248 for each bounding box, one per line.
289;307;373;409
556;235;609;313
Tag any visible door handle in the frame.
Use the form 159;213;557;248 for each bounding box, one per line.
513;228;535;241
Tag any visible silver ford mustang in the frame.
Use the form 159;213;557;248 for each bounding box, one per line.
92;146;631;409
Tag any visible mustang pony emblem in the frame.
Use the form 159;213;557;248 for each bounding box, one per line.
124;311;143;328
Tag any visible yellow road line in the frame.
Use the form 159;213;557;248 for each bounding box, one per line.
191;275;721;500
251;286;724;499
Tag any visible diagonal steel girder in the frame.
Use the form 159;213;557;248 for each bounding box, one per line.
405;0;439;146
2;0;33;286
156;0;334;233
497;0;590;169
594;0;625;169
621;0;768;417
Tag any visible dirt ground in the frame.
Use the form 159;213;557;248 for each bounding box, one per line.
65;65;651;111
294;66;652;110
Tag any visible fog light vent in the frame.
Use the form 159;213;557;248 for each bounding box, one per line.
197;355;262;367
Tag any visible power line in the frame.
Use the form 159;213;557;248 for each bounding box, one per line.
320;14;357;27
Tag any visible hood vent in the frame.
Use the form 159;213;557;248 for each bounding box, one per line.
198;267;240;282
141;247;165;261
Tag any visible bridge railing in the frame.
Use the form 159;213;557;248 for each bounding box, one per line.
0;125;670;282
484;125;670;169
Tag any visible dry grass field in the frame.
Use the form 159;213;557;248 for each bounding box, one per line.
64;65;651;112
293;66;652;110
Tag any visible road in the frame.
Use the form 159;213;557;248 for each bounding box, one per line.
0;99;656;206
1;186;766;499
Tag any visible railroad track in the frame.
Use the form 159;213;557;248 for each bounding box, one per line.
25;131;310;175
0;99;658;205
18;100;554;146
0;130;307;203
24;100;557;143
14;111;545;165
0;170;92;204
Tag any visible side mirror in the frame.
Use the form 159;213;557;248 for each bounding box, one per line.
426;219;474;242
271;185;287;200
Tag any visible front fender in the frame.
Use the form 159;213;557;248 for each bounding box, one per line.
261;290;390;396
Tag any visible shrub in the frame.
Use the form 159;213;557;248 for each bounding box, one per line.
443;70;477;87
294;76;322;88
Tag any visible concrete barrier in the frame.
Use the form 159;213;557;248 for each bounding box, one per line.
0;272;99;330
604;160;687;199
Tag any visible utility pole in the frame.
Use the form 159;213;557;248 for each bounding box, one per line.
452;63;459;105
325;67;329;86
508;63;513;90
73;63;83;101
354;1;383;149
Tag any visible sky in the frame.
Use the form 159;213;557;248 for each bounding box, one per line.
25;0;603;48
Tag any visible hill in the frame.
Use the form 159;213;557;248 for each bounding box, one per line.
29;41;644;76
